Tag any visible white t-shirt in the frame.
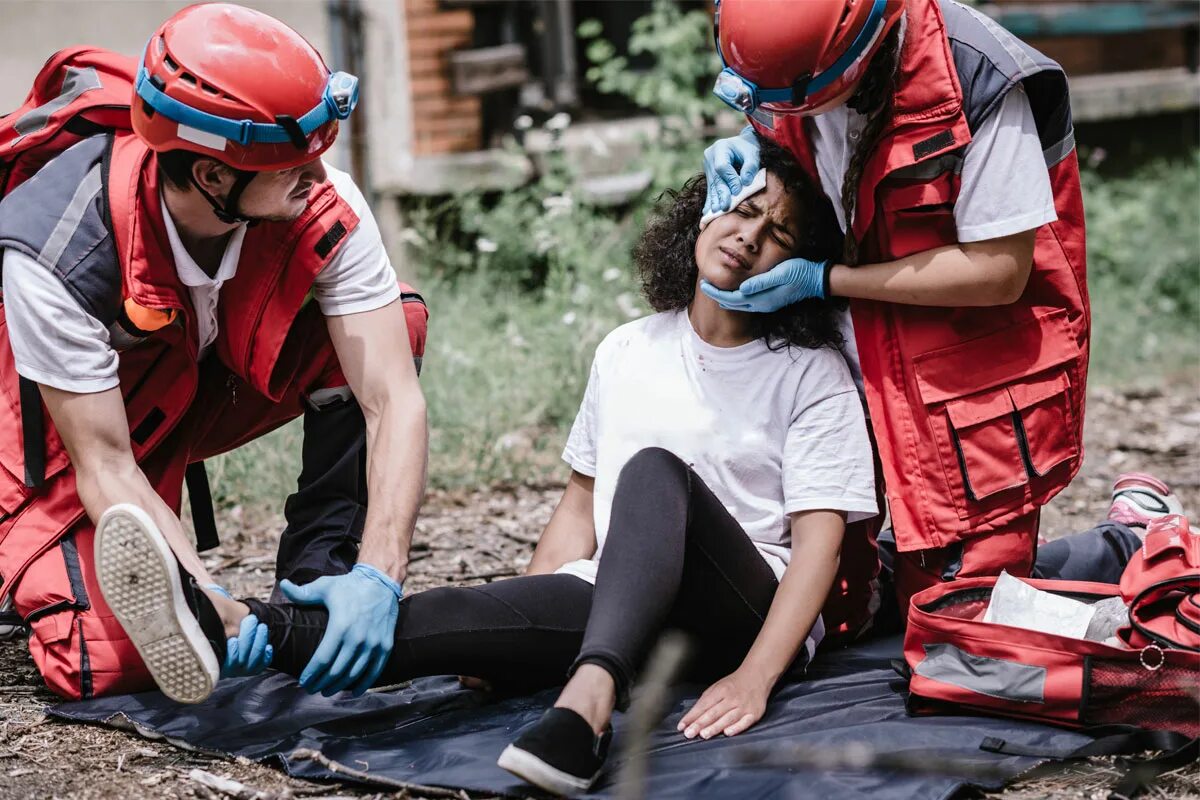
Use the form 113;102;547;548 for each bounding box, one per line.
2;163;399;393
557;309;877;657
808;84;1059;388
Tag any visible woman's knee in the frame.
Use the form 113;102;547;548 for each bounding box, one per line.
615;447;690;494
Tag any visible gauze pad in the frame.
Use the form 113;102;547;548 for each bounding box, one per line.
699;170;768;230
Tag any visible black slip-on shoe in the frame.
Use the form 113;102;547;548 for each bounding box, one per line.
497;707;612;796
94;504;219;703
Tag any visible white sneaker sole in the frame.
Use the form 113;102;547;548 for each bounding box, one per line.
497;743;597;796
94;504;218;704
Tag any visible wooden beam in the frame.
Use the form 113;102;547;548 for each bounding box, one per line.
450;44;529;94
1070;66;1200;122
985;2;1199;38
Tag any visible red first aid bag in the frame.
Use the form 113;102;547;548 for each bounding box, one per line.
904;516;1200;736
1119;514;1200;652
902;516;1200;797
904;575;1200;736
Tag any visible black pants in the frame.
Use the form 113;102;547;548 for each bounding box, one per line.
246;447;783;703
271;393;369;596
247;443;1143;698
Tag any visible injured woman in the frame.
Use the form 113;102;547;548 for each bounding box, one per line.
94;137;880;796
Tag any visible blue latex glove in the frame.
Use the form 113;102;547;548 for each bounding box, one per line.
279;563;402;697
703;126;762;216
700;257;831;313
222;614;274;677
202;584;274;677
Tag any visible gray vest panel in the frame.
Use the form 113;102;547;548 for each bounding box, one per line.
0;134;121;325
939;0;1075;167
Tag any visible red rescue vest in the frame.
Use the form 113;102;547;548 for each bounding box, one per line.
0;50;426;598
752;0;1089;553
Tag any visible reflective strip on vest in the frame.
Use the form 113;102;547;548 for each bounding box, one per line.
914;642;1046;703
39;163;102;269
14;67;103;139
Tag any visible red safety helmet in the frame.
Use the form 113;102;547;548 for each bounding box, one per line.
132;3;357;172
713;0;905;116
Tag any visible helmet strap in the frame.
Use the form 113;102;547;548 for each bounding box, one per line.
188;170;260;227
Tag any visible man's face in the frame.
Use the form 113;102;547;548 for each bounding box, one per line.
234;158;328;222
694;171;800;291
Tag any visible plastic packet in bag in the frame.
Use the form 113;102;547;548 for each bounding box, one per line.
982;570;1096;639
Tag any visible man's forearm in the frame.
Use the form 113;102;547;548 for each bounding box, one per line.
355;392;428;585
75;457;215;585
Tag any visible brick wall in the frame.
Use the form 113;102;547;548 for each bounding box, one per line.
404;0;483;155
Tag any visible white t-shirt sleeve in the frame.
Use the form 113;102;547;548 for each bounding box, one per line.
782;355;877;524
2;248;120;392
954;84;1058;243
562;357;601;477
313;165;402;316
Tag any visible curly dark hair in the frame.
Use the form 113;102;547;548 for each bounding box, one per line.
633;137;844;351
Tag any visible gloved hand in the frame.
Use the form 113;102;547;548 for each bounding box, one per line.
700;257;832;313
203;584;274;677
222;614;274;677
280;563;402;697
703;126;762;216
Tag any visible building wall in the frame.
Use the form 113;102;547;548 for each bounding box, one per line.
402;0;482;155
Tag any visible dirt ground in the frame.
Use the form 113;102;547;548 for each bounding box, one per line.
1;381;1197;800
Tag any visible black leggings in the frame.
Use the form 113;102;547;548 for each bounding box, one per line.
247;448;783;702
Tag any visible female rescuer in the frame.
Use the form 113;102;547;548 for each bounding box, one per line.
700;0;1090;624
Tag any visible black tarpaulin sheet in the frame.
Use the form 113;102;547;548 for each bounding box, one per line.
49;636;1094;799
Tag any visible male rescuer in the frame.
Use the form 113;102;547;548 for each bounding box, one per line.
0;4;428;701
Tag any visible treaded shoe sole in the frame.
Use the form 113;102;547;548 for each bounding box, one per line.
94;504;218;704
497;743;597;796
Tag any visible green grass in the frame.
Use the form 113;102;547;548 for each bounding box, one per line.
1082;155;1200;383
207;152;1200;512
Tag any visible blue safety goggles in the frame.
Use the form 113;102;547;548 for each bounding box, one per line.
135;48;359;149
712;0;887;114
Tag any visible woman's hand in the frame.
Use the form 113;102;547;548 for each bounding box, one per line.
677;668;771;739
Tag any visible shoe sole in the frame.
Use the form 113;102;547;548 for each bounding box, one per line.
94;504;218;704
497;743;597;796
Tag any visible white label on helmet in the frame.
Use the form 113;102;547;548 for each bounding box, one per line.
177;124;227;152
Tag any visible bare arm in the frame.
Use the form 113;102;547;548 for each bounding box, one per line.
325;298;428;585
526;471;597;575
741;510;844;686
40;384;215;584
829;229;1037;307
679;510;844;739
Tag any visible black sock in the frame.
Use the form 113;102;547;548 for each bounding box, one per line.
175;567;227;662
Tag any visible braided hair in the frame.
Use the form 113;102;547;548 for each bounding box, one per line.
838;24;902;265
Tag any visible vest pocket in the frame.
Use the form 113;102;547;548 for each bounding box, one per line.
878;172;959;259
1010;370;1077;477
945;386;1027;502
913;309;1081;522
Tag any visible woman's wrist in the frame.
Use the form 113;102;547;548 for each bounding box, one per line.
736;653;785;691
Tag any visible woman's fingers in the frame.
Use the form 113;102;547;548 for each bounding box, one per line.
678;688;721;730
683;699;734;739
722;713;758;738
699;708;744;740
